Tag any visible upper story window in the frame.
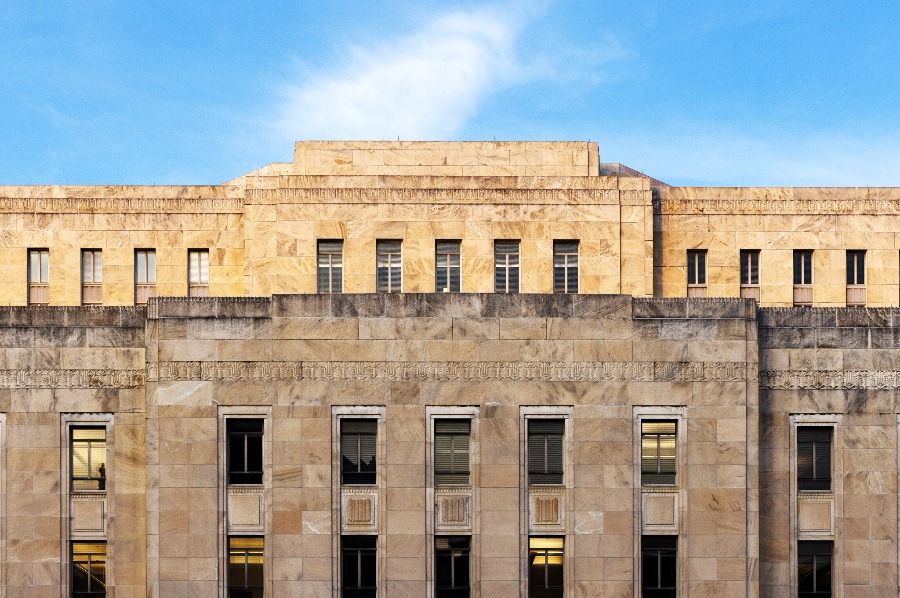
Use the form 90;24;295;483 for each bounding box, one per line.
134;249;156;305
793;250;813;306
81;249;102;305
28;248;49;304
341;419;377;485
435;536;471;598
317;240;343;293
641;420;677;486
686;249;707;297
71;427;107;492
72;542;107;598
435;240;461;293
797;426;832;492
739;249;760;301
341;535;377;597
376;240;402;293
527;419;564;485
528;536;564;598
494;240;520;293
188;249;209;297
798;540;832;598
552;240;578;294
228;536;264;598
227;419;263;485
846;250;866;306
641;535;677;597
434;419;470;485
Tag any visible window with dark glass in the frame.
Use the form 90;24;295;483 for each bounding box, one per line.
376;240;402;293
81;249;102;305
28;248;49;304
641;421;677;486
228;419;263;485
72;542;106;597
552;241;578;293
341;419;377;485
846;250;865;285
434;419;470;485
641;535;677;598
798;540;832;598
134;249;156;304
797;427;832;492
341;535;376;598
794;250;813;285
188;248;210;297
435;240;461;293
527;419;564;485
740;249;759;285
687;250;706;285
528;536;563;598
318;240;343;293
228;536;264;598
71;427;107;492
435;536;470;598
494;240;520;293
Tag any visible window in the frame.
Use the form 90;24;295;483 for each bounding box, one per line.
797;427;832;492
846;250;865;306
376;240;402;293
81;249;102;305
686;249;707;297
641;421;677;486
552;241;578;293
494;240;520;293
739;249;759;300
341;419;377;485
435;536;470;598
28;248;49;304
528;537;563;598
641;535;677;598
435;240;461;293
434;419;470;485
72;542;106;597
188;249;209;297
227;419;263;485
341;535;376;598
134;249;156;305
228;536;264;598
798;540;832;597
317;240;343;293
527;419;564;485
71;427;107;492
794;250;813;305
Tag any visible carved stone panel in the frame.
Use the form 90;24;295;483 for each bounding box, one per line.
435;489;471;531
529;488;565;533
341;489;377;533
71;494;107;538
228;488;264;533
642;491;678;534
798;496;834;536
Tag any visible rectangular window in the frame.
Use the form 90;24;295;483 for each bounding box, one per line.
341;535;377;598
739;249;760;301
28;248;49;304
798;540;832;597
227;419;263;485
797;426;832;492
794;250;813;305
528;536;564;598
527;419;564;485
71;427;107;492
686;249;707;297
376;240;402;293
552;241;578;294
641;421;677;486
494;240;520;293
228;536;264;598
134;249;156;305
435;536;470;598
188;249;209;297
72;542;106;597
435;240;461;293
641;535;677;598
317;240;343;293
434;419;470;485
846;250;865;306
81;249;102;305
341;419;377;485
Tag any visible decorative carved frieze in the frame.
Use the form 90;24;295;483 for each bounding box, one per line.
658;197;900;215
341;489;377;532
149;360;753;384
760;369;900;390
0;368;144;389
247;187;624;205
528;488;565;532
0;197;243;214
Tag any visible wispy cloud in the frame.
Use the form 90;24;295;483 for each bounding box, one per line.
274;7;526;141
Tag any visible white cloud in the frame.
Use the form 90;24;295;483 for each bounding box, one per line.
276;8;524;141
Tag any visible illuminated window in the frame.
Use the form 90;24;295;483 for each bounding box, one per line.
435;240;461;292
435;536;470;598
227;419;263;485
798;540;832;597
494;240;520;293
228;536;264;598
317;240;343;293
81;249;102;305
641;421;677;486
434;419;470;485
527;420;564;485
641;535;676;597
72;542;106;597
552;241;578;293
341;535;376;598
28;248;49;304
528;536;563;598
188;249;209;297
341;419;377;485
134;249;156;304
71;428;107;492
798;427;832;492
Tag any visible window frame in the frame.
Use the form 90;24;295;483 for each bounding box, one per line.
376;240;402;293
641;535;677;598
226;418;264;486
81;249;103;305
72;541;107;598
494;240;520;293
70;426;108;493
340;418;378;486
188;248;210;297
739;249;760;300
797;426;833;493
797;540;832;598
28;248;50;304
641;420;677;487
134;248;156;305
341;535;377;598
317;239;344;293
227;536;264;597
552;240;578;294
434;535;471;598
435;240;461;293
434;419;471;486
527;536;564;598
526;419;565;486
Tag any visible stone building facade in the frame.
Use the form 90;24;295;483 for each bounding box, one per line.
0;141;896;597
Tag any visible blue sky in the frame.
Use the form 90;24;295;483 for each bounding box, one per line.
2;0;899;186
